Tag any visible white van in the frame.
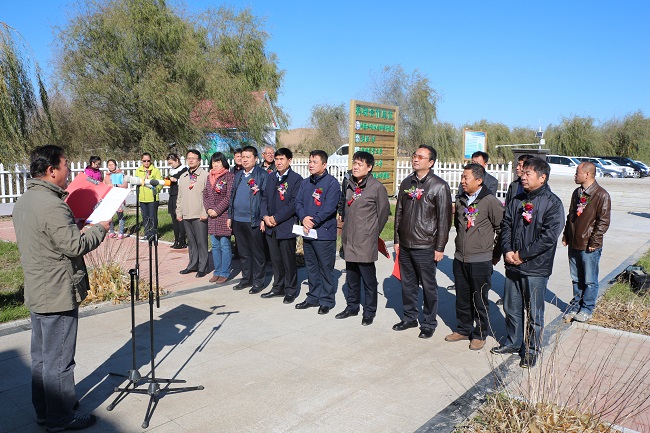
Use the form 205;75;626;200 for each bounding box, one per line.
328;144;349;165
546;155;602;177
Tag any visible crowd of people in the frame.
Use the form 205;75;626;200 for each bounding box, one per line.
14;144;611;430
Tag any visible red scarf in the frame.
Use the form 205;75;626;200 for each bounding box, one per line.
209;167;228;187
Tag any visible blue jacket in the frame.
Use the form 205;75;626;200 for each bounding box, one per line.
261;168;303;239
501;182;565;277
228;165;268;227
295;170;339;241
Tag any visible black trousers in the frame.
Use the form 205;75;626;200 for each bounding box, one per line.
266;232;298;296
453;259;492;340
139;201;158;239
183;218;208;273
232;220;266;286
167;196;186;244
398;246;439;329
344;262;378;317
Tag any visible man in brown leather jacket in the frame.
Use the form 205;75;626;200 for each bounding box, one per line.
393;145;452;339
562;161;611;323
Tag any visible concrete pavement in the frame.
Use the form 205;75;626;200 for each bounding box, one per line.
0;175;649;432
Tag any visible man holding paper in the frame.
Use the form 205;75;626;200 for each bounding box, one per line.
294;150;340;314
13;145;109;431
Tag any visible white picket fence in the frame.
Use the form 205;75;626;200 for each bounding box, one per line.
0;158;513;203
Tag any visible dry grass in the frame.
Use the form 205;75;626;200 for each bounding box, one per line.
590;282;650;336
456;394;615;432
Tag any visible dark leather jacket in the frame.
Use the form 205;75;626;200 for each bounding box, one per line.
563;181;611;250
394;170;452;250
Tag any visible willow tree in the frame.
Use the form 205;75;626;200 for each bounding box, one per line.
0;23;54;163
54;0;286;157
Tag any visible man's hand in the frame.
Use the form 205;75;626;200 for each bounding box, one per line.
434;251;444;262
562;235;567;247
200;215;207;221
303;216;314;230
512;251;523;265
226;218;231;230
505;251;516;264
99;220;110;231
394;244;399;254
207;209;217;218
177;217;183;222
260;221;265;232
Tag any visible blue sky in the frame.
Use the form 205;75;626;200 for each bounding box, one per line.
3;0;649;131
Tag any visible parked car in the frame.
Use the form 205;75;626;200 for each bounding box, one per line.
598;159;635;178
595;156;647;178
636;161;650;174
576;158;622;178
328;144;350;166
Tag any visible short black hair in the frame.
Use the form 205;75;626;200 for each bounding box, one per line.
471;151;489;163
523;157;550;180
309;150;328;164
107;159;118;167
167;153;180;162
141;152;152;160
233;148;243;155
187;149;201;160
210;152;230;170
464;163;486;181
30;145;65;178
275;147;293;159
518;153;534;162
353;151;374;169
418;145;437;163
242;145;258;157
88;155;101;165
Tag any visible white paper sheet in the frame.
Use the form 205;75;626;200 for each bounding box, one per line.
85;188;131;224
292;224;318;239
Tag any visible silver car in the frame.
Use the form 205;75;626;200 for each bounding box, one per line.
576;158;622;178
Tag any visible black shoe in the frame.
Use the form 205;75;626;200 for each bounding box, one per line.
46;413;97;432
418;327;434;339
249;286;264;294
318;306;330;315
335;309;359;319
496;298;504;306
261;290;285;298
177;242;187;249
233;281;252;290
38;401;81;425
392;320;418;331
196;271;206;278
520;354;538;368
361;316;374;326
179;268;197;275
171;241;179;249
295;300;319;309
283;294;296;304
490;345;520;355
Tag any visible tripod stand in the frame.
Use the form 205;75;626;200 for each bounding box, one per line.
107;184;203;429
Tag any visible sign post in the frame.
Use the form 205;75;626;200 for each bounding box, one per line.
463;129;487;159
348;100;399;195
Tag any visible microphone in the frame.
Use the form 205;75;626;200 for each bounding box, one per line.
125;176;171;187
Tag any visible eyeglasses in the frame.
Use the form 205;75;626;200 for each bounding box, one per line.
412;154;430;161
141;159;151;162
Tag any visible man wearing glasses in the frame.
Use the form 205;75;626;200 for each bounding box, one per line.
259;146;276;173
135;153;163;241
393;145;452;339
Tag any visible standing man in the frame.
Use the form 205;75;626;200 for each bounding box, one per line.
260;148;303;304
393;145;452;339
231;148;244;174
458;151;499;196
562;161;611;323
13;145;109;431
445;164;503;350
295;150;340;315
259;145;276;173
492;157;564;368
505;154;534;205
176;149;209;278
228;145;268;293
335;151;389;326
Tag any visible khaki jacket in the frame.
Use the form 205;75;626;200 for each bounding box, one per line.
563;181;611;250
341;175;390;262
13;179;106;313
176;166;208;220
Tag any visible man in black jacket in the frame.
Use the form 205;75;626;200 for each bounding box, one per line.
259;148;303;304
492;157;565;368
393;145;452;339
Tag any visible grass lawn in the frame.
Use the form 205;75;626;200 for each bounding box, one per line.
0;241;28;322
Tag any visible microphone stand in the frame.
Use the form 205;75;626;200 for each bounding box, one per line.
107;179;203;429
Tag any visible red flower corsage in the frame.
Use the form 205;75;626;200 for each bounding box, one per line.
215;178;227;193
312;188;323;206
464;204;479;229
347;187;362;206
248;178;259;195
277;182;288;201
405;186;424;200
521;200;533;223
576;193;589;216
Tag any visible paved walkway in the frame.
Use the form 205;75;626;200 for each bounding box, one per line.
1;176;649;432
